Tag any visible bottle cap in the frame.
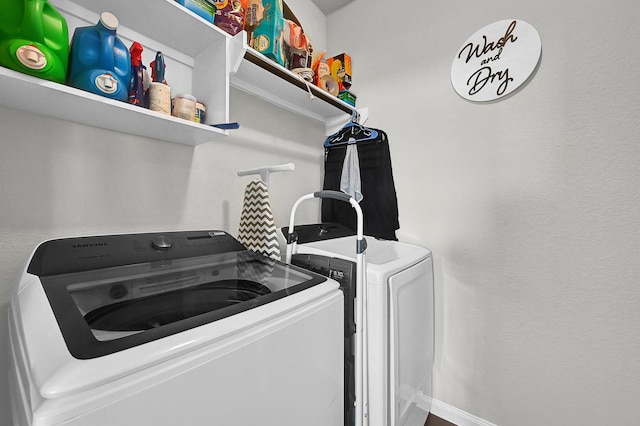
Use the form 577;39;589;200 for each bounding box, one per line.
100;12;119;31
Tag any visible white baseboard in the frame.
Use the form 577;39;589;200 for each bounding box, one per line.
417;394;497;426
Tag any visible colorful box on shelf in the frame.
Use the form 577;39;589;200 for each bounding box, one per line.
175;0;216;23
338;90;356;106
213;0;246;35
250;0;286;66
326;53;351;90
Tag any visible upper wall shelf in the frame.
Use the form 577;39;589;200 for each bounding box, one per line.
0;67;225;145
0;0;364;145
60;0;229;59
231;46;361;127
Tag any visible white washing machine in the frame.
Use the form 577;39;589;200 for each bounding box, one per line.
288;224;434;426
8;230;344;426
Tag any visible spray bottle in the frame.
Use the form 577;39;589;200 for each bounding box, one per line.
128;42;145;106
150;51;166;85
147;51;171;115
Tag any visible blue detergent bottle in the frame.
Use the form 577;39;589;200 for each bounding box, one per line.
67;12;130;101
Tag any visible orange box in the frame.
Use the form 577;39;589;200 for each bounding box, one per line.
326;53;351;90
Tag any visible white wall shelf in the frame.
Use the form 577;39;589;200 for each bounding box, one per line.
0;67;226;146
0;0;364;145
231;46;361;130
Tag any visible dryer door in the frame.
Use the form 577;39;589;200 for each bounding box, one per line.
388;257;434;426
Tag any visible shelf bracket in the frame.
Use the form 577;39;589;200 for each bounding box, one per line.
229;31;248;75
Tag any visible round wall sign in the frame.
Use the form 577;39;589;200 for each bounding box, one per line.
451;19;541;102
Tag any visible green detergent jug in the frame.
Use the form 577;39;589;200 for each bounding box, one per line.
0;0;69;83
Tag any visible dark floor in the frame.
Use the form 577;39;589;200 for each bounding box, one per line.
425;412;457;426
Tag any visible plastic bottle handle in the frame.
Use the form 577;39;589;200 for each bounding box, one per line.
98;21;116;71
22;0;45;41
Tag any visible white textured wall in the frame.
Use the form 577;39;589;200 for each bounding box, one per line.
327;0;640;425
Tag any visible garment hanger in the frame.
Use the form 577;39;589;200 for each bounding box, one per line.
324;111;379;148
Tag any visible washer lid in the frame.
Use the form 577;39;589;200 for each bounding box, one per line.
29;231;326;359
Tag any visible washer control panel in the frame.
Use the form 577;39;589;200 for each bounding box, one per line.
27;231;246;276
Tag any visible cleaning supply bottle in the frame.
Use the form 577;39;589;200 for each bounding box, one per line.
128;41;145;106
150;51;166;85
67;12;130;101
148;51;170;115
0;0;69;83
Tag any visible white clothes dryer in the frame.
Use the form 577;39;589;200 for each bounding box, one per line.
8;230;344;426
287;223;434;426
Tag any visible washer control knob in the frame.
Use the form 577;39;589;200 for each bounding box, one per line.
109;284;128;299
151;236;174;250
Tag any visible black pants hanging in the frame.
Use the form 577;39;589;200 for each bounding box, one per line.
321;129;399;240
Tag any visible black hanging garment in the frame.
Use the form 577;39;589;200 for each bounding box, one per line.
321;127;400;240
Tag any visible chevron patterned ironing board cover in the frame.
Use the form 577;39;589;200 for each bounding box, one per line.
237;180;281;260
